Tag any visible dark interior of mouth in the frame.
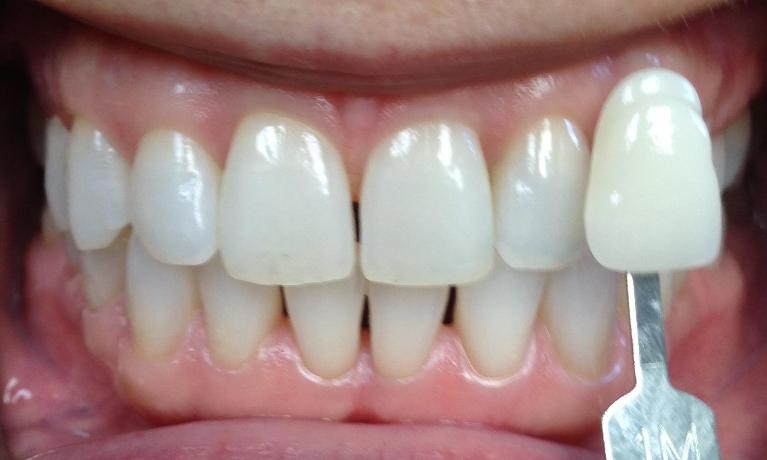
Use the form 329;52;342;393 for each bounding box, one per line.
1;4;767;460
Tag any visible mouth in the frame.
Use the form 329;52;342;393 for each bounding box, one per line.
1;1;766;459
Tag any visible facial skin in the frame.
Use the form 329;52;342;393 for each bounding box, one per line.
0;0;765;458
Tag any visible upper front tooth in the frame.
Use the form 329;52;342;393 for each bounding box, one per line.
131;130;220;266
360;122;494;285
67;119;130;250
584;69;722;272
494;116;589;270
44;118;70;232
219;113;355;285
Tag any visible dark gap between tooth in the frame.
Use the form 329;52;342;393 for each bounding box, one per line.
353;202;360;242
361;295;370;329
443;287;456;325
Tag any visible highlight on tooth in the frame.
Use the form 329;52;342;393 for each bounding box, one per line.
584;68;722;272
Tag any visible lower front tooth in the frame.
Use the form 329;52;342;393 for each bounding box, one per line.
368;283;448;378
131;130;220;266
198;257;282;369
284;260;365;379
126;235;196;359
542;253;619;378
456;259;545;378
80;235;128;309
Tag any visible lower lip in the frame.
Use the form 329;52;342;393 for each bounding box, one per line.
30;418;603;460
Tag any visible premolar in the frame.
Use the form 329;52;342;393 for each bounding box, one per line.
494;116;589;270
360;122;494;285
67;119;130;250
368;283;448;378
131;130;220;266
198;257;282;369
456;257;545;378
219;113;355;285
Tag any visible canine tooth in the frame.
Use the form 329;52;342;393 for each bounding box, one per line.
81;235;127;309
360;122;494;285
368;283;448;378
44;118;70;231
284;257;365;379
720;110;752;190
542;253;619;378
67;119;130;250
132;130;220;266
456;258;545;377
126;235;196;358
584;69;721;272
219;113;355;285
198;257;281;368
494;117;589;270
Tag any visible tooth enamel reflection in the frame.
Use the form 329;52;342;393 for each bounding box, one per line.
456;257;545;377
494;117;589;270
132;131;220;266
67;119;130;250
542;253;619;378
44;118;70;231
80;235;127;309
126;235;196;358
361;122;494;285
284;255;365;379
219;113;355;285
368;283;448;378
198;257;282;369
584;69;722;272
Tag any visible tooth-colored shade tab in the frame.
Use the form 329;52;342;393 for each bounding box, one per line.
494;117;589;270
81;235;127;309
542;253;619;378
44;118;70;231
361;122;494;285
67;119;130;250
585;69;722;272
284;257;365;379
198;257;282;369
132;130;220;266
219;113;355;285
456;258;545;378
126;235;196;359
368;283;448;378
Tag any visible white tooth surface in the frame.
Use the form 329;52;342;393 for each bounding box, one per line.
721;110;752;190
67;119;130;250
126;235;196;358
456;257;545;377
80;235;127;309
368;283;448;378
198;257;282;368
284;257;365;379
711;135;727;191
44;118;70;231
542;253;619;378
361;122;494;285
494;116;589;270
584;68;722;272
132;130;220;266
219;113;355;285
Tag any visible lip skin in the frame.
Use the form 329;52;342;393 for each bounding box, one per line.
1;1;767;459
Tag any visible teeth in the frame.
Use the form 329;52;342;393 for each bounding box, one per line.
284;256;365;379
67;119;130;250
542;253;619;378
455;258;545;378
494;116;589;270
131;131;220;266
360;122;494;285
219;113;355;285
713;110;752;191
198;257;282;368
368;283;448;378
584;69;722;272
44;118;71;231
126;235;196;358
80;235;128;309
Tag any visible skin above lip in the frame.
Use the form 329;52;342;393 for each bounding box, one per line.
35;0;728;90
